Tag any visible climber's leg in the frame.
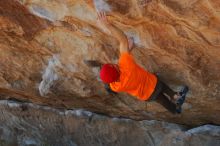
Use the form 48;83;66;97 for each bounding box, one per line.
160;82;189;113
155;93;177;114
148;80;164;101
148;78;189;114
160;82;178;102
149;80;177;102
148;80;178;114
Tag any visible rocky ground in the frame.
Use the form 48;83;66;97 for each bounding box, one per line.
0;100;219;146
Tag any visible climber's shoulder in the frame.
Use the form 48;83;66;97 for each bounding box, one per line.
119;52;136;67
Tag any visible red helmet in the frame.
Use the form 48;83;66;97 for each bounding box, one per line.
100;64;120;83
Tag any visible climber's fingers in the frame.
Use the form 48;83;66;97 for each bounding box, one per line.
97;11;109;25
97;11;103;20
139;0;152;7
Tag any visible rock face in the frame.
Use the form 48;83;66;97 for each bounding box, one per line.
0;100;220;146
0;0;220;126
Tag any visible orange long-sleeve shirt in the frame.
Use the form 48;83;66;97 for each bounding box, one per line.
110;52;157;101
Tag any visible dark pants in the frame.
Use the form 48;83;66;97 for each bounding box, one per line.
149;80;177;114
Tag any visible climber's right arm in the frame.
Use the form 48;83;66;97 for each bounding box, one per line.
97;12;129;54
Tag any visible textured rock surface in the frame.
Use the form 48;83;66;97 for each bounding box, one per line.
0;100;219;146
0;0;220;126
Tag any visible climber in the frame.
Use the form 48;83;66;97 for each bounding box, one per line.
96;12;188;114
